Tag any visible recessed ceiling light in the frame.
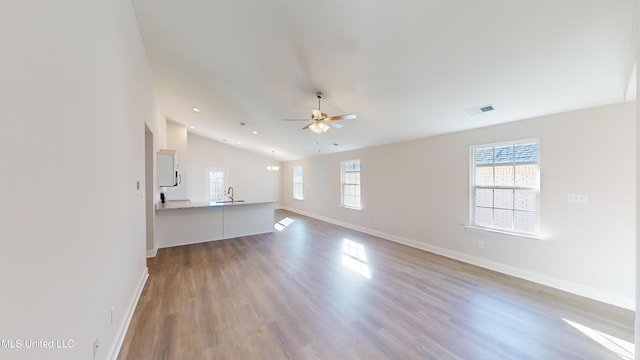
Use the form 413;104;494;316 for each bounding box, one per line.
192;107;200;112
190;126;196;129
252;130;258;135
236;141;241;145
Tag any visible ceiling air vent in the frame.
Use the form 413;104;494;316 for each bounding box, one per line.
466;104;495;115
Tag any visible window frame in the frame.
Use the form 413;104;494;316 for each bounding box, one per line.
293;165;304;200
341;159;362;210
469;139;541;237
205;167;228;202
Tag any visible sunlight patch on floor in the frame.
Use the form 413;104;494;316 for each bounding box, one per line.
562;318;634;360
274;217;295;231
341;239;371;279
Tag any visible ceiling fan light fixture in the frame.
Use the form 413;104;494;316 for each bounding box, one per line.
309;121;330;134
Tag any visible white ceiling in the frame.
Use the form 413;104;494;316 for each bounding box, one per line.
132;0;636;161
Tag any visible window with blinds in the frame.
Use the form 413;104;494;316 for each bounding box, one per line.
293;166;304;200
341;159;361;209
471;140;539;234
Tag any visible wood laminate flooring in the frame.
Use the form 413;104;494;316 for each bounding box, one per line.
118;210;634;359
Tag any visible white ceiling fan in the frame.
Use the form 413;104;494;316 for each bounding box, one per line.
283;92;356;134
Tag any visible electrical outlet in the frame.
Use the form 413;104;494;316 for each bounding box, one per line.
477;240;485;249
93;336;99;359
110;306;116;326
567;194;588;204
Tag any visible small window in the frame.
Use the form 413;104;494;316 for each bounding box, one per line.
341;159;361;209
206;167;228;202
293;166;304;200
470;140;540;235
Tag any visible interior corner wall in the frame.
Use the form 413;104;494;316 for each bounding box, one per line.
152;104;168;201
0;1;159;359
187;133;281;205
635;0;640;353
282;101;636;310
636;64;640;358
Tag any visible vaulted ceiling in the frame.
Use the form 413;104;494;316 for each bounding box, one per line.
132;0;636;161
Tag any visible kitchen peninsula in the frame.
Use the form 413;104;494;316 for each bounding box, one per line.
156;200;276;248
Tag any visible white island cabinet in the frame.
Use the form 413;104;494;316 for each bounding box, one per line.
155;201;275;248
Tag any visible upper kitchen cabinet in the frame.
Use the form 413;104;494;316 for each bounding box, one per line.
163;120;189;200
157;150;178;187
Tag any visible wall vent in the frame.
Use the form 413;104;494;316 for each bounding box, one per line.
466;104;495;115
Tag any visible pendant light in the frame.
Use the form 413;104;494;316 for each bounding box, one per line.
267;150;280;172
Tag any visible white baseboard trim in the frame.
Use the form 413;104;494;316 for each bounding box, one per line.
282;207;634;311
107;267;149;360
146;247;157;258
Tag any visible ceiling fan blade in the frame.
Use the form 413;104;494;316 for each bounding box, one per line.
327;114;356;121
302;123;313;130
282;119;310;121
327;122;343;129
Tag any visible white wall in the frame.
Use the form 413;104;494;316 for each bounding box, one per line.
0;1;162;359
282;101;636;309
188;133;281;204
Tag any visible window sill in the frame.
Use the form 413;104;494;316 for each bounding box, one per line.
341;205;362;211
293;198;304;201
464;225;546;241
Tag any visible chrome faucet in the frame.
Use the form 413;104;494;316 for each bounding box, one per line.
227;186;234;202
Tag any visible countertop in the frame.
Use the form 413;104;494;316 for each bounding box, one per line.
156;200;276;211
